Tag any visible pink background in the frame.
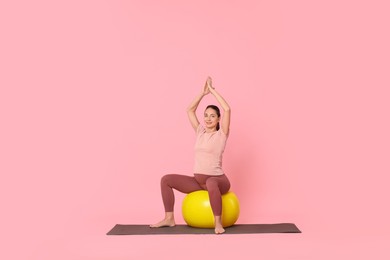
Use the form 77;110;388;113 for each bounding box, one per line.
1;0;389;259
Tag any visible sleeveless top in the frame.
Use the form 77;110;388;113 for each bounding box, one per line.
193;124;228;176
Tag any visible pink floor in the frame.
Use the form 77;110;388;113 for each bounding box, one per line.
4;216;390;259
12;228;390;259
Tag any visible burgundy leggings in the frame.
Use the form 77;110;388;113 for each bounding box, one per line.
160;173;230;216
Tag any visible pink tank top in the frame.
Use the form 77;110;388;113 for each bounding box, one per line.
193;124;228;176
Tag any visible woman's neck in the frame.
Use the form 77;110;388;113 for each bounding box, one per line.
205;127;217;133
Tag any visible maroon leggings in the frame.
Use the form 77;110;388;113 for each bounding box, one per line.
160;173;230;216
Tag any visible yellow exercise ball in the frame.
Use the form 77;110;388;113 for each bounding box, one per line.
182;190;240;228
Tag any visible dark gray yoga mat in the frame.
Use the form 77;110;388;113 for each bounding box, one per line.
106;223;301;235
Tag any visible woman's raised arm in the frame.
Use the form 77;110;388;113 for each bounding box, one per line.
186;80;210;131
207;77;231;135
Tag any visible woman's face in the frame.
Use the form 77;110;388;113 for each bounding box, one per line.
204;108;220;129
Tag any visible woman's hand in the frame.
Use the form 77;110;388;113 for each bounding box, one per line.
202;77;211;95
207;76;216;94
204;76;215;95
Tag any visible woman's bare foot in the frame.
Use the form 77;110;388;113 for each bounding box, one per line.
149;218;175;228
150;212;176;228
214;216;225;234
215;224;225;234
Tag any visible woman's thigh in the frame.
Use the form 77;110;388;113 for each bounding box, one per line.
205;175;231;194
162;174;203;194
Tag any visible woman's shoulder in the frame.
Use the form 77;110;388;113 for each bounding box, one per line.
218;127;229;137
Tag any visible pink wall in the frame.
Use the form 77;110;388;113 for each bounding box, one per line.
1;0;389;259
